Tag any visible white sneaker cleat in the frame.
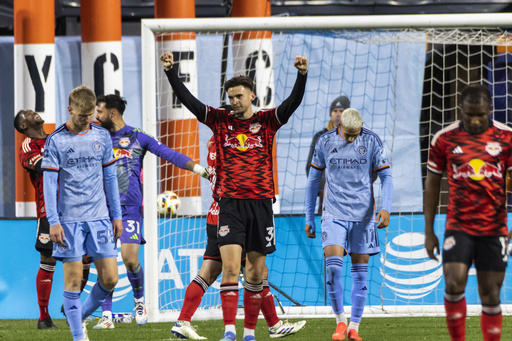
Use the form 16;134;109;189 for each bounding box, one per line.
268;319;307;338
171;320;207;340
134;298;148;326
92;313;115;329
81;320;90;341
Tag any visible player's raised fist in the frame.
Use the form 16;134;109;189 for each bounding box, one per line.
294;56;308;75
160;52;174;71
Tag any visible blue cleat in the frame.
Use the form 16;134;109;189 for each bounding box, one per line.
242;335;256;341
220;331;237;341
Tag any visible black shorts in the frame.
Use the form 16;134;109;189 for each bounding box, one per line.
217;197;276;254
442;229;508;272
204;223;247;263
35;216;53;257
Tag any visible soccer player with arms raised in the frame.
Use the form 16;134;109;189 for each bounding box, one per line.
42;85;122;341
92;94;208;328
425;85;512;341
172;135;306;340
305;108;393;341
160;52;308;341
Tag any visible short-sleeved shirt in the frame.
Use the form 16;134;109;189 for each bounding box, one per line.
427;120;512;236
19;137;46;218
311;127;390;222
204;107;281;199
41;123;115;223
110;125;190;207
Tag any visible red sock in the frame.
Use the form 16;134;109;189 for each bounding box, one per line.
444;297;466;341
261;286;279;327
481;311;502;341
220;283;239;326
178;276;208;322
36;267;54;320
81;264;91;293
244;282;263;329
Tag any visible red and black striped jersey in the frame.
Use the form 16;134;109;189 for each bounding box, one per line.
204;107;281;199
427;120;512;236
207;200;219;226
19;137;46;218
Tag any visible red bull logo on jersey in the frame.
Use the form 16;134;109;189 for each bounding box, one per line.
119;137;130;148
485;142;502;156
224;134;263;152
113;147;133;159
452;159;502;181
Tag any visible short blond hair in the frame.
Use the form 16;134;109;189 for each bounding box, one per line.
69;85;96;114
340;108;363;130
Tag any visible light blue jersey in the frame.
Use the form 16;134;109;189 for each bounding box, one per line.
309;127;391;222
42;123;118;225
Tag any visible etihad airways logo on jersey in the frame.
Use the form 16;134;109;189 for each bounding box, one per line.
329;158;367;165
452;159;502;181
66;155;102;168
224;134;263;151
113;147;133;159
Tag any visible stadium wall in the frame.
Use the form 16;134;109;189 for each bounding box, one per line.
0;33;424;217
2;216;512;319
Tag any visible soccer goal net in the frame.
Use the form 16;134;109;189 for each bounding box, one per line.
142;13;512;322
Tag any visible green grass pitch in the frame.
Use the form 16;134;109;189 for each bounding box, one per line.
1;316;511;340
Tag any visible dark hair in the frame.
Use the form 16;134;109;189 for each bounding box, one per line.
460;84;491;105
97;94;127;115
224;76;254;93
14;110;28;134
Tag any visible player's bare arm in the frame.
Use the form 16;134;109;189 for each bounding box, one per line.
305;224;316;239
294;55;308;75
376;210;390;229
424;171;442;261
50;224;65;246
112;219;123;240
160;52;174;71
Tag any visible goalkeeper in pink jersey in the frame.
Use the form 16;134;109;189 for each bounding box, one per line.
171;135;306;340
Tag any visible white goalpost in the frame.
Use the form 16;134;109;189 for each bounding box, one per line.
142;13;512;323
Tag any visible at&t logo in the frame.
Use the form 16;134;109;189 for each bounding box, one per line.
380;232;443;300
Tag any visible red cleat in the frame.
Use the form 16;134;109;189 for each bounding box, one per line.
348;329;362;340
332;322;347;340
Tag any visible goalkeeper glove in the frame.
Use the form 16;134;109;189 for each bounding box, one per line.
193;164;210;180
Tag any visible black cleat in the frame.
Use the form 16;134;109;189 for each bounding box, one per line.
61;304;66;317
37;317;58;329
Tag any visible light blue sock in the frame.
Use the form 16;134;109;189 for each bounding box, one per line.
350;263;368;323
82;281;112;320
325;256;344;314
63;290;83;341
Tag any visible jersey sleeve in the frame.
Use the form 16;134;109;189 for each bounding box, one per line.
41;136;60;172
102;132;116;167
371;136;390;172
139;130;192;169
426;134;446;174
19;138;43;173
310;135;326;170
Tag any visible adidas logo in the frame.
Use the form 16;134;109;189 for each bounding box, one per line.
130;234;139;240
361;286;368;291
369;243;374;248
224;292;237;296
452;146;463;154
67;147;75;154
331;148;338;154
251;294;262;299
